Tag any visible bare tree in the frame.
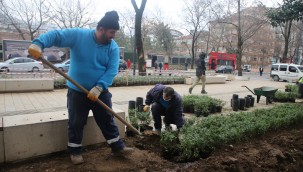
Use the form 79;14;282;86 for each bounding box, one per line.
213;1;267;76
0;0;50;40
131;0;147;76
289;22;303;64
47;0;94;29
119;9;136;53
181;0;212;69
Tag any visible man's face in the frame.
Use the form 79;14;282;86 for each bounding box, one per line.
163;93;171;101
98;28;117;44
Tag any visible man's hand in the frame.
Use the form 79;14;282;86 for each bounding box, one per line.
28;44;42;60
87;86;102;102
143;105;150;112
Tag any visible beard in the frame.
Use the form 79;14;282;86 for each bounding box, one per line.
101;34;112;44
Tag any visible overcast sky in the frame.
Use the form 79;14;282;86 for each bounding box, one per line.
92;0;283;22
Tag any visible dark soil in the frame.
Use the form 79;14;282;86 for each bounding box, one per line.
1;124;303;172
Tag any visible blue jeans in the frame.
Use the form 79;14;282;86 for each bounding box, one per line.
67;88;124;155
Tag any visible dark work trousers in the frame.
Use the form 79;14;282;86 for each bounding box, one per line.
67;88;124;155
151;102;174;130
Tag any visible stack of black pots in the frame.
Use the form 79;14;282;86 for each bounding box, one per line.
128;97;145;111
231;94;255;111
128;100;136;110
231;94;239;111
136;97;145;112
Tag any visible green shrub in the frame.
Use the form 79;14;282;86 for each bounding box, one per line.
54;77;66;88
161;104;303;162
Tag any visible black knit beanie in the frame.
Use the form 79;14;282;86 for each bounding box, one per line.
97;11;120;30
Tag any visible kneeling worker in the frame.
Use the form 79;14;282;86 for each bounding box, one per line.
143;84;184;132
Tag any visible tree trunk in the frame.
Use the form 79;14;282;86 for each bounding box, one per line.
282;20;292;63
236;0;243;76
132;0;147;76
191;37;195;69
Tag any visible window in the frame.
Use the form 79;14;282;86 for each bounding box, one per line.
271;65;279;71
271;65;278;71
289;66;297;73
280;65;287;71
13;59;23;63
24;58;33;63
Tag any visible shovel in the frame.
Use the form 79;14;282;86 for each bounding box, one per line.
39;56;141;135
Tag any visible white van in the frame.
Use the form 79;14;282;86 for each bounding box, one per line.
270;63;303;82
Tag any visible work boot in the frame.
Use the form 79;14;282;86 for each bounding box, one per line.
189;87;193;94
70;154;84;165
201;90;207;94
112;147;134;157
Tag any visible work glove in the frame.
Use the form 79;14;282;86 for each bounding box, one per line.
28;44;42;60
143;105;150;112
87;86;102;102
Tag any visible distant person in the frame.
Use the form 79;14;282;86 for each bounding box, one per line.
143;84;184;133
159;62;163;71
184;62;188;70
7;54;12;60
28;10;133;165
127;59;131;69
154;61;158;71
189;52;207;94
259;67;263;76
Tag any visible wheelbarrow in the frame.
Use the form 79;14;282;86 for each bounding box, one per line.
242;85;278;105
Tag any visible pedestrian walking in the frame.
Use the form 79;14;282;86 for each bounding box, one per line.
189;52;207;94
259;67;263;76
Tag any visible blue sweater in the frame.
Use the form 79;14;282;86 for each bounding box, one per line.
32;28;120;92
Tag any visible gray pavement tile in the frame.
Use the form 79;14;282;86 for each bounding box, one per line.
0;79;290;117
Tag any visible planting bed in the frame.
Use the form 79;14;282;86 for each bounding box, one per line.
1;105;303;171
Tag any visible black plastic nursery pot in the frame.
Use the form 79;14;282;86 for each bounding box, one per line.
239;98;245;110
136;97;144;108
194;110;202;117
232;99;239;111
245;96;251;108
216;105;222;112
128;100;136;109
209;106;217;113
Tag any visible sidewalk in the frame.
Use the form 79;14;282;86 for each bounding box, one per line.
0;77;290;117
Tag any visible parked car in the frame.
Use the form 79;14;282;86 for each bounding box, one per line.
0;57;44;72
215;65;233;73
119;59;127;70
243;64;251;72
270;63;303;82
54;59;70;72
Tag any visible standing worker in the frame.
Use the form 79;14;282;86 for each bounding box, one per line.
28;11;133;165
189;52;207;94
143;84;184;133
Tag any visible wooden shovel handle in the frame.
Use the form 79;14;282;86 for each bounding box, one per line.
40;56;141;135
